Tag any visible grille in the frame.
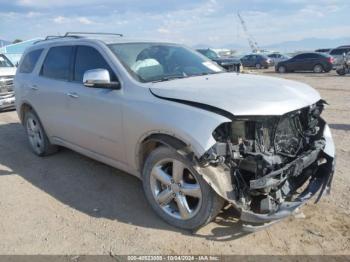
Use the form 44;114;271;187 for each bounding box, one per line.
0;75;14;96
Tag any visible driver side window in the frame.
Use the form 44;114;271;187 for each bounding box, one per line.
74;46;117;82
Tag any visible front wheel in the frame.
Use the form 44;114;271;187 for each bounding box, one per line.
313;64;324;73
278;65;286;73
142;147;224;230
255;63;262;69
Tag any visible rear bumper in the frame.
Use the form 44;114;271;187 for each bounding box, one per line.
240;124;335;231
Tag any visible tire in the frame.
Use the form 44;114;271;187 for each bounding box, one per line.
255;63;262;69
313;64;323;73
278;65;286;73
336;68;346;75
142;146;225;230
24;110;58;156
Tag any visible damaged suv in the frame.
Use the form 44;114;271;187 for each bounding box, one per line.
15;33;335;231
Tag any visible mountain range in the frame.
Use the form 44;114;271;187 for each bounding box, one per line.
0;39;11;47
194;37;350;53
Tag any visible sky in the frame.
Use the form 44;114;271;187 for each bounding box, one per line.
0;0;349;48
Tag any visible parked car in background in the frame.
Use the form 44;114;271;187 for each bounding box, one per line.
336;52;350;76
267;53;290;66
240;54;271;69
329;46;350;67
315;48;331;53
275;52;333;73
0;54;16;110
14;33;335;231
196;48;241;72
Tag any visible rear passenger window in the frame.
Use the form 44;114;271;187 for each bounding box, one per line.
19;49;43;73
41;46;73;80
74;46;116;82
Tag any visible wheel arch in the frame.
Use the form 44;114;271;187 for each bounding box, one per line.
137;133;193;173
137;132;236;205
18;101;36;124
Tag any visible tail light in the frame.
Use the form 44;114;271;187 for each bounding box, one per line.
328;57;334;64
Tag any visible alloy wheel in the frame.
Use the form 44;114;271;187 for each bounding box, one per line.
150;158;202;220
26;117;44;154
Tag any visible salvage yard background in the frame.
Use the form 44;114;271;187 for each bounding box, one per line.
0;69;349;255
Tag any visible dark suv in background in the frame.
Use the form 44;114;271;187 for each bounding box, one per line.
196;48;241;72
240;54;271;69
275;52;333;73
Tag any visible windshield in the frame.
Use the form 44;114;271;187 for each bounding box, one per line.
0;54;14;68
198;49;219;60
108;43;224;83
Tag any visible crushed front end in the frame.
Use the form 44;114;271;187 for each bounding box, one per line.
198;100;335;231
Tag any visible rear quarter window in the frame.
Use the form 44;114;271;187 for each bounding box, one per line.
19;49;43;73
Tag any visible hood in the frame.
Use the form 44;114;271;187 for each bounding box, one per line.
0;67;17;76
150;73;321;116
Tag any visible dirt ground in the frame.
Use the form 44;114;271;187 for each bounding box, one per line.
0;69;349;255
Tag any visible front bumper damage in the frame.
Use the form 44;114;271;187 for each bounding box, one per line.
241;151;334;231
196;113;335;231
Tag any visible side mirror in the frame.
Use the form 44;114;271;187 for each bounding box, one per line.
83;69;120;89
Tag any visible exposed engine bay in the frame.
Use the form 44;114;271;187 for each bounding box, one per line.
198;100;334;227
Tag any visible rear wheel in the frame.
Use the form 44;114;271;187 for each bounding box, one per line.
24;110;58;156
142;147;224;230
313;64;323;73
255;63;262;69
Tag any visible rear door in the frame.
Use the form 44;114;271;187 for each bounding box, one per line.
31;46;74;138
300;53;314;70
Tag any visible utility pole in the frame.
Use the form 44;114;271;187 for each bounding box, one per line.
237;12;260;53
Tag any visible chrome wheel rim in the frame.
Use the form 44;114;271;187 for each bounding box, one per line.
314;65;322;73
150;158;202;220
279;66;285;73
26;117;44;154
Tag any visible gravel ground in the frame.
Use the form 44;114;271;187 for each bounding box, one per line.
0;70;349;255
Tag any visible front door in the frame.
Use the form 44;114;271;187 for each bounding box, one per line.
62;45;126;163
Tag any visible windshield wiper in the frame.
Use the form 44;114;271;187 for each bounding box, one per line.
151;74;186;83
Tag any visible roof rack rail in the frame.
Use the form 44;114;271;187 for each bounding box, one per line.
45;35;81;40
64;32;123;37
34;32;123;45
34;34;81;44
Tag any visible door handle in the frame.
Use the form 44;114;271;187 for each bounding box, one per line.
30;85;38;91
66;92;79;98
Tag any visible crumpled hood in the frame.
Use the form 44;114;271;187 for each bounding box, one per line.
0;67;17;76
150;73;321;116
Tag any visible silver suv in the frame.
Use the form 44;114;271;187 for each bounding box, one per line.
15;33;335;231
